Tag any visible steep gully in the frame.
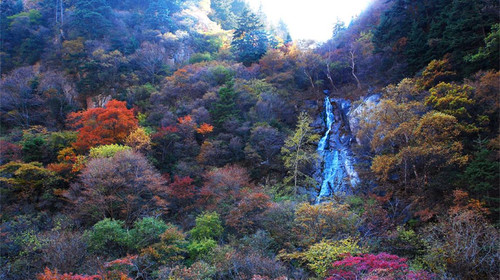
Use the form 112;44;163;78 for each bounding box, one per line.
315;94;360;203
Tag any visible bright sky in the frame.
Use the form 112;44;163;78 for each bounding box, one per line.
247;0;373;42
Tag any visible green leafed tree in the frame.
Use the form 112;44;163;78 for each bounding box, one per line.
231;7;269;66
189;212;223;241
0;161;64;213
209;0;237;30
465;23;500;71
461;147;500;221
187;212;223;260
281;112;320;195
146;0;181;32
70;0;113;39
210;80;239;129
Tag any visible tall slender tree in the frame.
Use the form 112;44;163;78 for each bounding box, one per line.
281;112;319;194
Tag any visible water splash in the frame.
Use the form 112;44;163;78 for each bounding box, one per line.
316;96;360;203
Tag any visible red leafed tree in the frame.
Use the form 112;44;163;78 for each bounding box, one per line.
198;165;270;232
67;100;138;152
226;191;273;234
198;165;254;214
327;253;435;280
0;140;21;164
167;175;197;213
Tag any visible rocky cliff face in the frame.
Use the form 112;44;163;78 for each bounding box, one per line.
348;94;381;146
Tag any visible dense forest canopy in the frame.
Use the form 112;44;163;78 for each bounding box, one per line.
0;0;499;279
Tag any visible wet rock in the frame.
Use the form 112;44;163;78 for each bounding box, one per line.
315;97;360;203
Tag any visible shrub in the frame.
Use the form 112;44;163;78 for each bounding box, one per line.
125;127;151;153
201;245;236;274
40;231;87;275
0;161;64;214
261;201;296;251
166;176;197;214
0;140;22;164
45;131;78;162
226;191;272;235
37;268;101;280
326;253;435;280
229;250;289;279
187;238;217;260
170;261;216;279
88;144;131;158
189;212;223;241
189;52;212;64
21;134;46;163
84;218;128;256
280;238;363;277
422;190;499;279
380;227;427;260
141;225;187;265
37;255;137;280
128;217;169;251
197;165;254;216
303;239;363;277
293;202;359;247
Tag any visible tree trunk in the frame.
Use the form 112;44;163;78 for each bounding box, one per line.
325;51;338;92
349;50;362;89
304;69;315;89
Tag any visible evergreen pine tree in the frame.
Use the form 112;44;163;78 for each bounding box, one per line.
405;21;429;73
231;7;269;66
71;0;113;39
210;81;239;129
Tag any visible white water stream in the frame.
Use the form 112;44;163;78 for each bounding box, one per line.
316;96;359;203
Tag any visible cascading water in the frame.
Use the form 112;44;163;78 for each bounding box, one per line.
316;96;360;203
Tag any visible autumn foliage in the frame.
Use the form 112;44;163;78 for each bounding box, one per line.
197;165;272;234
67;100;138;152
37;255;137;280
226;191;272;234
327;253;435;280
37;268;101;280
178;115;214;135
66;150;167;225
198;165;254;213
196;123;214;135
0;140;21;164
1;0;499;279
166;175;197;213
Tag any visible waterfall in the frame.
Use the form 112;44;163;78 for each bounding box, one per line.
316;96;360;203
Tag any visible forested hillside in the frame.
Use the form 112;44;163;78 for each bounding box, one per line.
0;0;498;279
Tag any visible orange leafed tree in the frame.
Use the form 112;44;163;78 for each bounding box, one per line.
196;123;214;135
177;115;193;125
178;114;214;137
67;100;138;152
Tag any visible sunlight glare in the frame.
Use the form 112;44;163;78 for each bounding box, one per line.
247;0;373;42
